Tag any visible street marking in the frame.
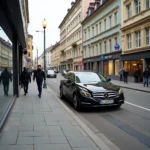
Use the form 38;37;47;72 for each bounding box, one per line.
125;101;150;112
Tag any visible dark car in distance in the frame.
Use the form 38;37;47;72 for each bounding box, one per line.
60;72;124;111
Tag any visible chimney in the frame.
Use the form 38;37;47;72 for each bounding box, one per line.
71;1;75;6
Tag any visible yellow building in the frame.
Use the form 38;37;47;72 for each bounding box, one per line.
27;34;33;68
0;37;12;71
51;42;60;70
122;0;150;79
59;0;94;71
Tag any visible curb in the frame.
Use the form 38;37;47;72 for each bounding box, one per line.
119;86;150;93
47;86;120;150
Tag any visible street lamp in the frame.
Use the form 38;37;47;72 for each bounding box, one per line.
42;18;47;88
36;48;38;69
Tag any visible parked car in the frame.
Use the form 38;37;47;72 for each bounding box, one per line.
61;70;69;76
47;70;57;78
54;69;58;73
60;71;124;111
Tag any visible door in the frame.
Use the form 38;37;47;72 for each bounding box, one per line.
104;64;108;77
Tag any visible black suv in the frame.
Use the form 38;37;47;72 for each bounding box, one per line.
60;72;124;111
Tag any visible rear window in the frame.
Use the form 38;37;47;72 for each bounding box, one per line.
48;70;54;73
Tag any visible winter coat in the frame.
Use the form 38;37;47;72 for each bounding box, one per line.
123;71;128;78
143;70;150;78
20;70;31;83
33;69;46;82
1;70;12;85
134;70;140;77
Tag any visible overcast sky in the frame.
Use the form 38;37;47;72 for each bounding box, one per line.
28;0;72;58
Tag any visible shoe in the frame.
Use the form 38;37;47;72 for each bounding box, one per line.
39;95;41;98
24;93;26;96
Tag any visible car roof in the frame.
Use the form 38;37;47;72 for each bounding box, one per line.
67;71;96;74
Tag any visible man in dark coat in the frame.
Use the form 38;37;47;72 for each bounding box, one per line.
33;65;46;98
143;68;150;87
20;67;31;95
123;69;128;84
0;68;12;96
134;68;140;82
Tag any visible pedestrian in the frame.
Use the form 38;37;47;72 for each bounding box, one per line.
143;68;150;87
20;67;31;95
119;68;123;81
123;69;128;84
0;68;12;96
33;65;46;98
134;68;140;83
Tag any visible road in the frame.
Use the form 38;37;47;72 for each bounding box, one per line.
47;74;150;150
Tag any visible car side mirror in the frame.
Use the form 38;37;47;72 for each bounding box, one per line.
107;78;111;82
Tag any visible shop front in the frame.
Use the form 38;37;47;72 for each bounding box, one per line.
121;49;150;82
60;61;67;71
67;59;73;71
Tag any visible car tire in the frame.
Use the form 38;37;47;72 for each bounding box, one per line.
73;94;81;111
60;86;65;99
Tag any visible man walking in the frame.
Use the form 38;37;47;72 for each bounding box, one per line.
134;68;140;83
0;68;12;96
123;68;128;84
119;68;123;81
143;68;150;87
33;65;46;98
20;67;31;95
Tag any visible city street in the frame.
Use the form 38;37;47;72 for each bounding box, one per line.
47;74;150;150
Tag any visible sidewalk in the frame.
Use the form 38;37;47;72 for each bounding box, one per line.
0;82;117;150
111;80;150;93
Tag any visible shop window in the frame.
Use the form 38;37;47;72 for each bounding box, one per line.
127;34;132;49
127;4;132;19
115;59;120;75
135;0;141;14
135;31;141;47
146;0;150;9
108;60;113;75
146;28;150;46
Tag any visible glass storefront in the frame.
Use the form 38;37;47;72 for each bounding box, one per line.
108;60;113;75
124;59;143;76
115;59;120;75
0;29;13;122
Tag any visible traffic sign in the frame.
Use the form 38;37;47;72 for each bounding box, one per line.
114;44;120;50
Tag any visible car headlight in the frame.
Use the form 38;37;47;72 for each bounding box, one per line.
80;89;91;97
118;88;123;95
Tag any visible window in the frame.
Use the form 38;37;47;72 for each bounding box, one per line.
88;9;91;16
99;22;102;33
100;0;102;5
114;12;118;25
127;34;132;49
146;28;150;46
89;47;91;57
114;37;118;44
146;0;150;9
88;29;90;39
96;44;98;55
104;41;107;53
99;43;102;54
109;39;112;52
109;16;112;28
28;52;30;57
135;0;141;14
92;46;94;56
104;19;106;30
94;4;97;10
96;24;98;35
92;27;94;37
135;31;141;47
127;4;132;19
84;48;86;58
28;45;30;49
84;31;86;41
28;37;30;42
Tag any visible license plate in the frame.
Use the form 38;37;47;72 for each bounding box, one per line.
99;100;114;104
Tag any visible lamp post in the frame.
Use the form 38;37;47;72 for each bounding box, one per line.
36;48;38;69
42;19;47;88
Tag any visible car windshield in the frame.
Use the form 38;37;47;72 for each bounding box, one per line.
48;70;54;74
75;72;106;84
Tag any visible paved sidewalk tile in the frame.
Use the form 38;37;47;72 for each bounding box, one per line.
17;137;33;145
49;135;68;144
34;136;50;144
0;145;33;150
34;144;72;150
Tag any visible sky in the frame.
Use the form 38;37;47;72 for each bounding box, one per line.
28;0;72;58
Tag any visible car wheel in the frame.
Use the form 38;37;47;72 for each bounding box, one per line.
60;86;65;99
73;94;81;111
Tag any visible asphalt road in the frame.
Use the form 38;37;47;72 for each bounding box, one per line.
47;74;150;150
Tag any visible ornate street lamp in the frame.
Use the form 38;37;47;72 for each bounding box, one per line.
42;19;47;88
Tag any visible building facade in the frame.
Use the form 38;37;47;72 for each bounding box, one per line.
82;0;122;77
46;46;52;69
0;38;12;71
51;42;60;71
59;0;94;71
26;34;33;68
122;0;150;81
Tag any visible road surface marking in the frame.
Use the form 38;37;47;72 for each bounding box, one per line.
125;101;150;112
